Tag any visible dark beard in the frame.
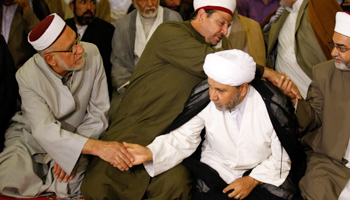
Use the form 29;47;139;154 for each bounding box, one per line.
75;9;94;25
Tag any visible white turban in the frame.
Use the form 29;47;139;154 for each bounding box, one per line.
64;0;100;6
28;13;66;51
193;0;236;16
204;50;256;86
335;12;350;38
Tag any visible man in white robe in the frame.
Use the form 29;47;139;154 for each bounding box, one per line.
0;13;134;199
125;50;293;200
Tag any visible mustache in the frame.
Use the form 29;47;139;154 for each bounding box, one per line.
145;6;157;11
334;56;345;63
83;10;94;17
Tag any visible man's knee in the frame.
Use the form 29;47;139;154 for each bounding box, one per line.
147;164;193;200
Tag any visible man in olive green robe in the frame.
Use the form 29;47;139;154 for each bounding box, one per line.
81;1;236;199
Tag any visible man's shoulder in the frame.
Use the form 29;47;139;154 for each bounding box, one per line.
81;41;100;55
91;18;115;31
163;7;183;22
16;54;46;82
65;18;75;26
114;12;137;32
313;59;336;79
158;20;188;31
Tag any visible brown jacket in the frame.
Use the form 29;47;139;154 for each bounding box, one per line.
297;60;350;199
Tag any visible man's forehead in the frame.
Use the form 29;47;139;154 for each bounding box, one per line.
334;32;350;43
135;0;158;3
208;10;232;22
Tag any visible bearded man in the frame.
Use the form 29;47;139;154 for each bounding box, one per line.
65;0;115;97
0;13;128;199
124;50;303;200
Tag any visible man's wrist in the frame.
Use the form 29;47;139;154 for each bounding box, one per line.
146;147;153;162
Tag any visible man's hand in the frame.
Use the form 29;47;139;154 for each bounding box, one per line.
223;176;260;199
82;139;134;171
13;0;30;13
53;162;77;183
263;67;302;100
275;72;300;106
123;142;153;165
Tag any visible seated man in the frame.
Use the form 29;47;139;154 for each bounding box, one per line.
0;13;130;199
125;50;303;200
279;11;350;200
110;0;182;100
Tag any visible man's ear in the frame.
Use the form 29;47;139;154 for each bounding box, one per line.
197;8;207;23
44;54;57;67
132;0;136;8
239;83;249;97
69;2;74;12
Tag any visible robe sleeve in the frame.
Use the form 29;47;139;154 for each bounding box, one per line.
249;129;291;187
296;67;323;134
144;113;205;177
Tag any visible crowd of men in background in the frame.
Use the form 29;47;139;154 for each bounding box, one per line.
1;0;350;199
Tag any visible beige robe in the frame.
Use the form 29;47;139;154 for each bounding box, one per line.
0;43;109;199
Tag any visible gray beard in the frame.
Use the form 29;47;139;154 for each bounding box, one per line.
334;56;350;71
214;90;241;112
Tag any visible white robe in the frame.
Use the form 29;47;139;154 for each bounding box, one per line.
145;86;291;187
0;42;109;198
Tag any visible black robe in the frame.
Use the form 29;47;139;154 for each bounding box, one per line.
0;35;18;151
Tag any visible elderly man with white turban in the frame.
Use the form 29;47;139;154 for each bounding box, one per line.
0;13;130;199
124;50;304;200
279;11;350;200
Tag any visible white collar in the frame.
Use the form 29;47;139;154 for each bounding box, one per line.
285;0;303;13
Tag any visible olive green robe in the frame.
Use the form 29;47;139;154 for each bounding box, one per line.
81;21;215;200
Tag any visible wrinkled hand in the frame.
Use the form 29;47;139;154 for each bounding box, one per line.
96;141;134;171
13;0;30;12
123;142;153;165
53;162;77;183
223;176;260;199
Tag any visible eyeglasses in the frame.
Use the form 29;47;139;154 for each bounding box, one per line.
329;40;350;53
46;34;81;55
